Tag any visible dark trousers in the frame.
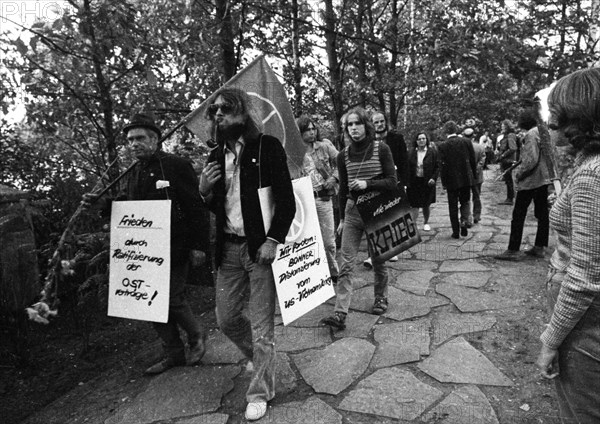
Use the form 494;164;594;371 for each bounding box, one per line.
508;185;549;251
447;186;471;236
153;260;203;361
471;183;482;222
501;165;515;200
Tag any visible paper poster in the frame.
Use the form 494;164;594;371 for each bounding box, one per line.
355;185;421;263
259;176;335;325
108;200;171;323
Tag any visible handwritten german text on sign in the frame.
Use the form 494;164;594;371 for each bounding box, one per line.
355;186;421;263
259;177;335;325
108;200;171;323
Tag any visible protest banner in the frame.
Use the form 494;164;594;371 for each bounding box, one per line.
355;185;421;263
108;200;171;323
183;55;306;179
259;176;335;325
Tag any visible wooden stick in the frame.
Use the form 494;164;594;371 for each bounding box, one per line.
30;158;121;320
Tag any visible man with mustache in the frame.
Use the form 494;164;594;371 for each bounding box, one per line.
199;88;295;421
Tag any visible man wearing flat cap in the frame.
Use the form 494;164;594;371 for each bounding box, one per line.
83;112;210;374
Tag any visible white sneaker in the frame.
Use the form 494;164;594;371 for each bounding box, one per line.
363;258;373;269
389;255;399;262
423;224;431;231
245;401;267;421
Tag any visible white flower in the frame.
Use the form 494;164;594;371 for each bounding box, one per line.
156;180;170;189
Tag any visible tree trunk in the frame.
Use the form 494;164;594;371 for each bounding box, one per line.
589;0;600;66
216;0;236;80
356;2;367;107
366;4;385;112
83;0;118;180
291;0;303;114
388;0;400;126
323;0;344;140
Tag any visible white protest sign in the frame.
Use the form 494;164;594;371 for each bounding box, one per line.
259;176;335;325
108;200;171;323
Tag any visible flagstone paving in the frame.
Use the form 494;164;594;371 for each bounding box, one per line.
274;325;331;352
291;338;375;395
418;337;514;386
177;414;230;424
338;367;443;420
439;259;492;273
332;311;380;339
371;318;431;367
432;312;497;345
257;396;342;424
26;165;561;424
422;385;499;424
105;366;239;424
392;270;436;295
438;271;492;288
435;283;515;312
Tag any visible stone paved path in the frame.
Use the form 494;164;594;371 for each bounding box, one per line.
25;165;560;424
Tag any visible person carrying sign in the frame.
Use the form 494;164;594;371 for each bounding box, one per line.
297;115;340;285
82;112;210;375
198;88;295;421
362;111;408;268
321;107;397;331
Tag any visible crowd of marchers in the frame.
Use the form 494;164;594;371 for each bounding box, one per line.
82;67;600;422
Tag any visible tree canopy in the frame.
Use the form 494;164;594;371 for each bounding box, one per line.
1;0;599;206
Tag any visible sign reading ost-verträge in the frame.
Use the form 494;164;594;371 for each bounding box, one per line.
108;200;171;323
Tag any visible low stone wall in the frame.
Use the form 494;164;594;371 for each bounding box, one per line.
0;185;39;314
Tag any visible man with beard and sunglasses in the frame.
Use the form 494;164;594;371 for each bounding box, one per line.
199;88;295;421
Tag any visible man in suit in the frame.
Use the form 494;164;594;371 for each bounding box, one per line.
438;121;477;238
199;88;295;421
463;127;486;224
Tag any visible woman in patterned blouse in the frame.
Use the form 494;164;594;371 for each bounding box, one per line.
536;67;600;422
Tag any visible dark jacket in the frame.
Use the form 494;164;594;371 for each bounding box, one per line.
205;133;296;268
117;150;209;263
408;146;440;185
384;131;410;187
438;135;477;190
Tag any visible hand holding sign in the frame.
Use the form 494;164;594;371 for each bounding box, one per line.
349;179;367;191
256;239;278;265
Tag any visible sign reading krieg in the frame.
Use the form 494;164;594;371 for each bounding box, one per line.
108;200;171;323
355;186;421;263
259;177;335;325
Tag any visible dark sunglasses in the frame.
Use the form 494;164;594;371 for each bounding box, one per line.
208;102;234;116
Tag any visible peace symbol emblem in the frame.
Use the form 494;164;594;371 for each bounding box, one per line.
285;190;305;242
